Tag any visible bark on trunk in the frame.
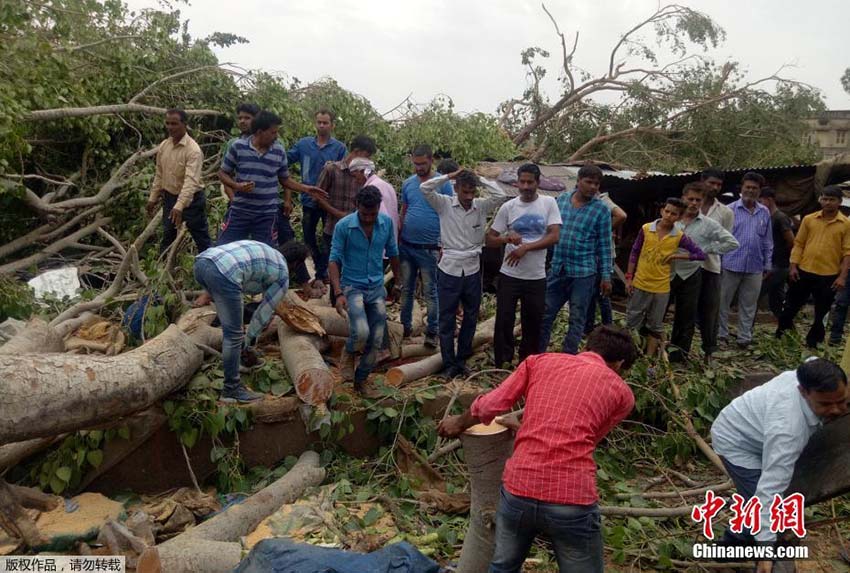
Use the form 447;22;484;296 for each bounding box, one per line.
0;437;63;471
386;317;496;386
457;423;514;573
137;450;325;573
787;415;850;504
0;325;203;444
0;318;64;355
176;306;222;350
277;323;334;405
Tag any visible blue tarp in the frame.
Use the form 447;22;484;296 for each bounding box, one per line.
234;538;441;573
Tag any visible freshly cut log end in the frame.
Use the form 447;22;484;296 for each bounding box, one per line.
0;324;203;444
278;324;333;405
457;422;514;573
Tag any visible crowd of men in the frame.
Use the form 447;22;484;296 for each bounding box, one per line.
146;103;850;572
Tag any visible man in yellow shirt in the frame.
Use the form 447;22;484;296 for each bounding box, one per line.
145;108;212;254
777;186;850;348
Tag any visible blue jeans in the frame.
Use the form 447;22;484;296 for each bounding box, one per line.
194;258;243;392
584;276;613;334
720;456;762;544
217;208;277;247
400;243;439;336
491;487;603;573
437;269;482;371
539;271;596;354
302;206;329;280
344;284;388;383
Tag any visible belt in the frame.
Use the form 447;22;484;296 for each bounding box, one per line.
402;240;439;250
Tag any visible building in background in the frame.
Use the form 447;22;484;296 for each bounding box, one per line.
805;111;850;159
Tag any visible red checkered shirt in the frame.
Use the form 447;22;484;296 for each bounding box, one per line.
471;352;634;505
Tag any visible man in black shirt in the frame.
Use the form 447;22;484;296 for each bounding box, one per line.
759;188;794;319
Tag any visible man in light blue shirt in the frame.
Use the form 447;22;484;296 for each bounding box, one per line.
330;186;401;394
711;358;847;569
287;109;347;285
399;144;453;348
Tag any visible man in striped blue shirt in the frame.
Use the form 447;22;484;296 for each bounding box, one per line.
539;164;612;355
217;111;326;247
194;240;309;403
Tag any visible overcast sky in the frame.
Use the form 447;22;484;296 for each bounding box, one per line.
127;0;850;115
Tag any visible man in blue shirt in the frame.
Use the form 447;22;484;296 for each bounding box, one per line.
329;187;401;394
399;144;453;348
539;164;613;355
286;108;347;287
217;111;326;247
194;240;309;403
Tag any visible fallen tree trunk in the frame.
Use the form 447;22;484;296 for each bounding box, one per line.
305;303;406;358
176;306;222;350
0;437;63;471
0;318;64;355
386;317;496;386
457;422;513;573
0;324;203;444
787;414;850;504
137;450;325;573
277;323;333;405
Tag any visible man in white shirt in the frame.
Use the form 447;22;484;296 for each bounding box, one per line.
422;169;507;377
711;358;847;572
486;164;562;367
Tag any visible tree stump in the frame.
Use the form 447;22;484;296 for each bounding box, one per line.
457;422;514;573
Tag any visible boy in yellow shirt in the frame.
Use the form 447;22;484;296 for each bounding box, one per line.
626;197;706;356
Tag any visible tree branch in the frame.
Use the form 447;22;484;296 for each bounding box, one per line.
54;35;145;53
0;217;112;275
541;3;577;93
129;65;232;104
26;103;222;122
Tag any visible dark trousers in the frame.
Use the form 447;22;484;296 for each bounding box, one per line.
584;276;613;335
829;281;850;343
217;207;276;247
437;269;482;371
302;206;329;280
161;192;211;254
760;266;789;319
719;457;761;544
275;208;310;285
490;487;603;573
696;270;721;355
777;269;838;347
669;269;703;359
494;273;546;367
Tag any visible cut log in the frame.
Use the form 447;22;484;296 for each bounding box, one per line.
386;317;496;386
305;303;406;358
277;323;333;405
76;408;168;491
0;318;64;355
0;324;203;444
137;450;325;573
457;422;513;573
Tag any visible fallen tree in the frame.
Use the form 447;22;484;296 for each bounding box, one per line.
136;450;326;573
0;325;203;444
277;323;334;405
0;318;65;355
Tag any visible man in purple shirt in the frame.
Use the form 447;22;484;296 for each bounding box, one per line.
719;172;773;347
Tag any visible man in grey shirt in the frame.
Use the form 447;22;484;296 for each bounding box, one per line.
422;169;506;377
669;182;739;364
711;358;847;572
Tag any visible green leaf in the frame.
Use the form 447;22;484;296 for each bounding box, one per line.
117;426;131;440
49;476;67;494
271;380;291;397
597;468;609;481
182;428;199;448
163;401;175;416
362;506;381;527
383;407;399;418
86;449;104;468
55;466;73;482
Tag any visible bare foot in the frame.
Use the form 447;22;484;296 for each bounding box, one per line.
193;292;212;308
